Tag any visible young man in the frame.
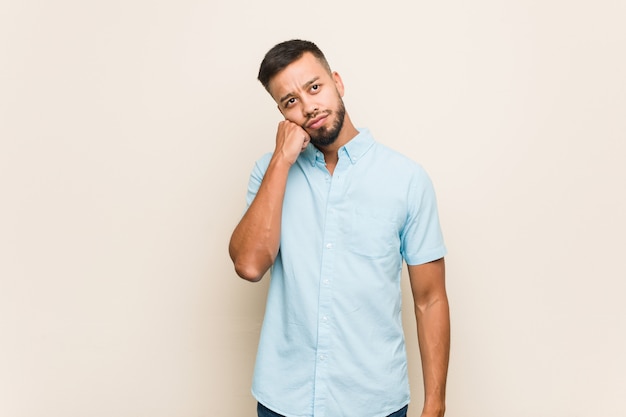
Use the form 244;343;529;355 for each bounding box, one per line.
229;40;450;417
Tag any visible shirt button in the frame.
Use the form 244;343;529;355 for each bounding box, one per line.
319;354;326;361
325;243;333;249
322;315;328;323
323;279;330;285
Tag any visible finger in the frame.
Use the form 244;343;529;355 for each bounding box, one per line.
301;136;310;152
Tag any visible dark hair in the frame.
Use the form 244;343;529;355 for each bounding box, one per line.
258;39;331;91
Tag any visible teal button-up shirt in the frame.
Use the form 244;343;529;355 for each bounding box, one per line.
246;129;447;417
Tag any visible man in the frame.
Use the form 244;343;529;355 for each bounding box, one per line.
229;39;450;417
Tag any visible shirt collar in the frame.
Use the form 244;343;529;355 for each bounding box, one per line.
341;128;375;164
303;128;375;166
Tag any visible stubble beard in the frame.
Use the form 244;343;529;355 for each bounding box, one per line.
306;98;346;148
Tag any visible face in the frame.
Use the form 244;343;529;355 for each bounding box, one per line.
268;52;346;147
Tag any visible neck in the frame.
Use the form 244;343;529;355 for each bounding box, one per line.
317;114;359;174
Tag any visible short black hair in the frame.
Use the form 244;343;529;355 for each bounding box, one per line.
257;39;331;91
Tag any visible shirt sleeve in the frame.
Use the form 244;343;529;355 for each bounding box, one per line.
244;153;272;209
400;166;447;265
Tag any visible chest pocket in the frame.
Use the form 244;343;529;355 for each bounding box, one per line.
349;208;401;259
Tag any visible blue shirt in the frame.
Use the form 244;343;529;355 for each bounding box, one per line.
245;128;447;417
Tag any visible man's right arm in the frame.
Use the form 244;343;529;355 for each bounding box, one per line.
228;121;309;282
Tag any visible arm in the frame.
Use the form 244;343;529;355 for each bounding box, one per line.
408;258;450;417
228;121;310;282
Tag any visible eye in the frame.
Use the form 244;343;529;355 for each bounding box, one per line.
284;97;297;108
310;84;320;93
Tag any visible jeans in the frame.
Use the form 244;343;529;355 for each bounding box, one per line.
257;402;408;417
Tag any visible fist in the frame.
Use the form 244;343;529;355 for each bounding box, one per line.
275;120;310;165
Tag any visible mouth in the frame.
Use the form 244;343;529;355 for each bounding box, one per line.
307;114;328;129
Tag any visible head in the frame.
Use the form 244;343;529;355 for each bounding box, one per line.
258;40;348;148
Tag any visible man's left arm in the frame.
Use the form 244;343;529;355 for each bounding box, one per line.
408;257;450;417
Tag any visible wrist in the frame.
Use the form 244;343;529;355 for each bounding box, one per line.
272;148;298;167
269;150;296;170
421;403;445;417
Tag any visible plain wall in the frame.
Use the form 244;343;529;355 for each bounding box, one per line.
1;1;625;416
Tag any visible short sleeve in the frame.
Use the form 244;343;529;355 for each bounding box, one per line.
244;153;273;209
400;166;447;265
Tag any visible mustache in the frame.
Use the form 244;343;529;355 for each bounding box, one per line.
304;109;331;126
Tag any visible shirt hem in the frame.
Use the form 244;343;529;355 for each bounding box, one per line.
405;245;447;266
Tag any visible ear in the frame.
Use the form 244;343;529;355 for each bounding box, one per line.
332;71;345;97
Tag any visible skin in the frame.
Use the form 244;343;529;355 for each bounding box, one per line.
409;259;450;417
228;52;450;417
268;52;359;174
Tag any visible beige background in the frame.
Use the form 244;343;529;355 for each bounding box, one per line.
1;0;625;416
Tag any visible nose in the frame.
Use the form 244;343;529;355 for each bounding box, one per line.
301;98;318;117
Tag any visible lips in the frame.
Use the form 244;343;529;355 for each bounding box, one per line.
307;114;328;129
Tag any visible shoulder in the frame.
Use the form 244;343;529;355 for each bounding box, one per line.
250;152;273;177
370;141;430;180
256;151;273;167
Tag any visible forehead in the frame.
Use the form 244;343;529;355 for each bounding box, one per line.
268;52;330;101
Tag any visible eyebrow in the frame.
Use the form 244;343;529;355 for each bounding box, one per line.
278;77;321;104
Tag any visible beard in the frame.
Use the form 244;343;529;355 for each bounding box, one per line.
305;98;346;148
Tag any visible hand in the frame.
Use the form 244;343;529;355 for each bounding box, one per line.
274;120;310;165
